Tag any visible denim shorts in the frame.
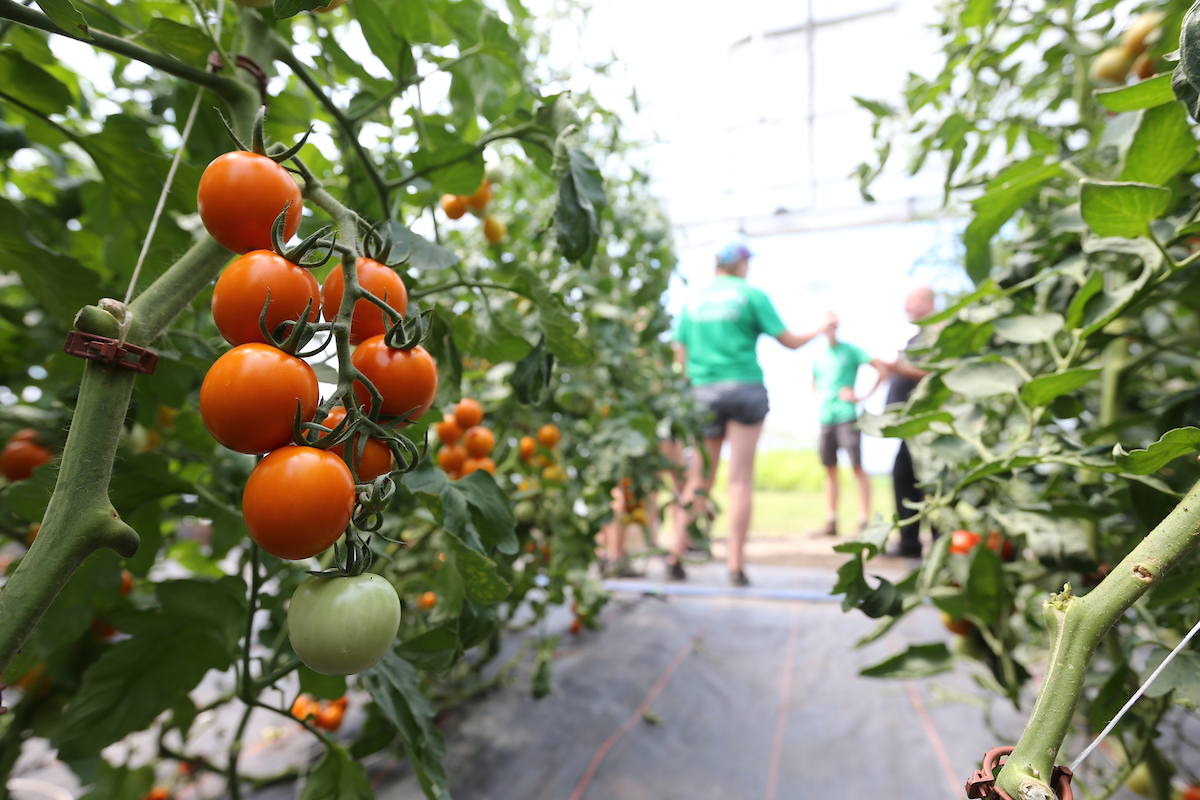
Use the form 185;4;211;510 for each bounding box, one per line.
693;382;770;439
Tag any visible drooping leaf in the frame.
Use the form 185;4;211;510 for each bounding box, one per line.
860;643;953;679
1114;427;1200;474
942;361;1024;398
361;652;449;800
298;744;374;800
0;50;74;114
1020;369;1101;407
555;148;606;266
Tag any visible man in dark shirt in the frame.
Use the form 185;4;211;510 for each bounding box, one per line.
886;287;935;558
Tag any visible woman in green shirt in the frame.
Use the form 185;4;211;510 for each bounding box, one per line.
670;241;833;586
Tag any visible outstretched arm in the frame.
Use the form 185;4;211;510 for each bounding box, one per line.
838;358;890;404
777;313;837;350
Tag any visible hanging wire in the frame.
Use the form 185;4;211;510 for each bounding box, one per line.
1070;613;1200;772
122;0;226;306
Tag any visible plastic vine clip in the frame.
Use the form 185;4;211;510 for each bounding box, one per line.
966;747;1073;800
63;331;159;374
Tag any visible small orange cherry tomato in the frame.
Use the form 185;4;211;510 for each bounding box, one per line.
197;151;302;254
417;591;437;610
519;436;536;463
144;787;171;800
291;694;317;720
435;414;462;445
212;250;320;346
351;339;438;422
537;424;561;449
320;258;407;344
464;179;492;213
441;194;467;219
315;703;344;731
462;457;496;476
119;570;133;595
454;398;484;429
242;447;355;560
463;426;495;458
199;344;319;454
1;437;52;482
437;444;466;474
949;530;982;556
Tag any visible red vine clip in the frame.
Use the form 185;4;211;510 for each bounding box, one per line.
63;331;159;374
966;747;1074;800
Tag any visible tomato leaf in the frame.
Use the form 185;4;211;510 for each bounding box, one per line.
454;471;517;555
1121;102;1196;186
447;536;512;604
1080;180;1171;238
1096;74;1175;112
963;156;1062;283
395;627;461;671
299;743;373;800
380;221;460;271
136;18;213;67
511;265;589;365
361;652;449;800
1139;649;1200;710
555;147;606;266
1019;368;1101;408
507;336;555;404
54;577;247;759
964;545;1010;626
859;643;953;679
1114;427;1200;474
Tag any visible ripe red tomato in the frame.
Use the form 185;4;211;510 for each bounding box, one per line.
537;424;561;449
435;414;462;445
243;447;355;560
317;406;393;481
320;258;408;344
985;532;1016;561
212;251;320;346
437;444;466;474
351;338;437;421
1181;785;1200;800
1;437;52;481
200;344;318;454
10;429;39;443
197;151;302;254
519;435;536;462
462;457;496;476
463;426;495;458
949;529;982;556
454;398;484;429
287;573;401;674
144;787;170;800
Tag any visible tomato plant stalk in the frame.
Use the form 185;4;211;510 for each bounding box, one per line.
995;480;1200;799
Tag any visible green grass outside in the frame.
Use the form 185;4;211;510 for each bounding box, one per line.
706;449;894;538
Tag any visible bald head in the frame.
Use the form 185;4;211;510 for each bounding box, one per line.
905;287;934;323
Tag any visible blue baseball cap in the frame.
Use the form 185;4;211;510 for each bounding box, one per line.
716;240;754;266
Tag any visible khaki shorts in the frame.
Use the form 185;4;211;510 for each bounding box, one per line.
818;421;861;468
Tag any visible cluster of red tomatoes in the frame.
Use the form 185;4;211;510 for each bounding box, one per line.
196;146;418;675
434;398;497;478
948;529;1016;561
439;178;507;244
0;429;52;483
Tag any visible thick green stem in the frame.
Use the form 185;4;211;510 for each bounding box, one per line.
995;479;1200;799
0;213;236;682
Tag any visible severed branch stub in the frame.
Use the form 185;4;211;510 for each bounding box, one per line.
63;331;159;374
967;747;1074;800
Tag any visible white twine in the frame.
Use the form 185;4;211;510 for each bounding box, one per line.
1070;612;1200;772
122;0;226;306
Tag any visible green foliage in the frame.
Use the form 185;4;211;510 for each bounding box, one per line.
846;0;1200;788
0;0;701;796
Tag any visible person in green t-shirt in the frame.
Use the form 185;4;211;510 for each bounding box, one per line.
670;240;834;587
810;314;889;538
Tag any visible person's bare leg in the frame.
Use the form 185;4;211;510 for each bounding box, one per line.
724;421;763;574
853;465;871;529
825;464;840;529
670;436;722;564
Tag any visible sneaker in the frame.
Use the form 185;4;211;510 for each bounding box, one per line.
729;569;750;587
807;520;837;538
666;560;687;581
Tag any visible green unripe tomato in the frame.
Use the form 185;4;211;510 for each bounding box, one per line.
1125;762;1152;797
287;573;401;675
